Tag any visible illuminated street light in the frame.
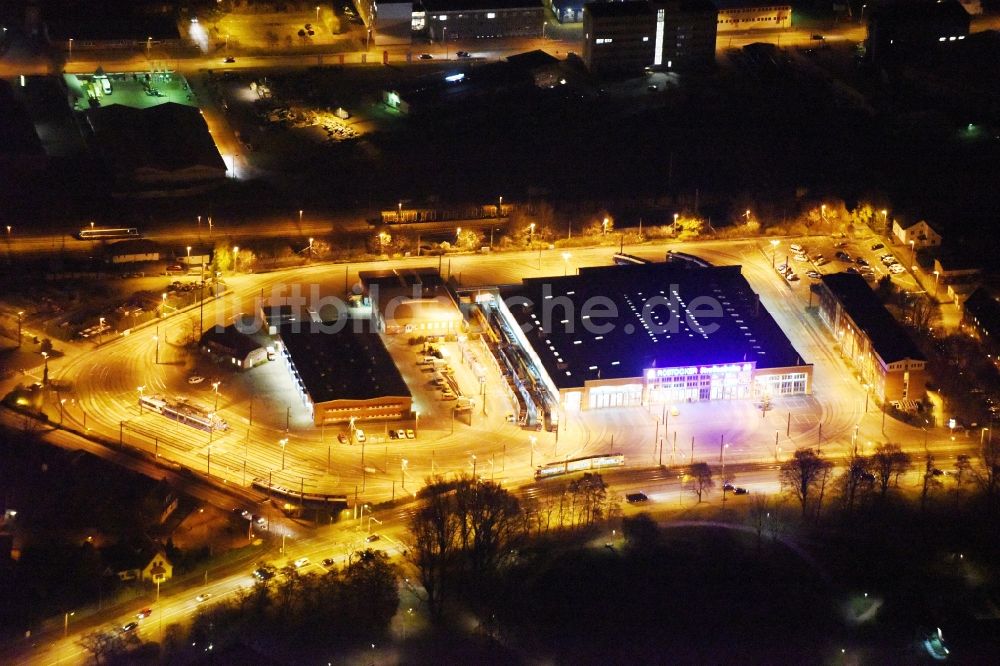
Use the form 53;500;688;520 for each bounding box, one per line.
308;237;314;258
16;311;23;348
542;20;548;39
146;36;151;57
68;38;73;59
212;381;220;411
316;5;321;22
933;270;941;299
529;222;536;243
397;201;403;223
299;209;304;226
602;217;609;235
280;437;288;470
770;239;780;268
561;251;571;276
233;246;239;272
745;209;751;222
456;227;462;240
909;240;916;269
673;212;678;233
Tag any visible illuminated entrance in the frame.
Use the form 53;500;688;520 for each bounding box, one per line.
646;363;754;403
588;384;644;409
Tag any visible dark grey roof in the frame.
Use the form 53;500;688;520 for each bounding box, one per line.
419;0;543;11
200;324;263;359
46;16;181;41
85;103;226;176
279;322;411;403
964;287;1000;337
820;272;924;364
585;1;655;18
869;0;970;24
505;262;808;389
359;267;446;292
0;80;44;158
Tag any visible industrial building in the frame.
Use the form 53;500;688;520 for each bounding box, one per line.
360;268;464;335
714;1;791;32
419;0;545;41
816;273;927;404
866;0;970;65
278;320;413;425
582;0;718;74
199;324;270;371
483;262;811;421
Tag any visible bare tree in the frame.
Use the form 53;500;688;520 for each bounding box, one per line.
839;454;872;512
690;462;714;503
975;438;1000;499
954;454;972;489
871;444;912;497
921;454;942;511
780;448;832;518
568;473;608;524
747;494;770;552
408;479;460;622
454;478;522;578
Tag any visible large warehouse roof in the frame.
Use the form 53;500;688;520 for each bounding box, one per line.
279;322;411;403
505;262;807;389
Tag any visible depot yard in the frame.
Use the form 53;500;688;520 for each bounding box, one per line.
68;70;197;111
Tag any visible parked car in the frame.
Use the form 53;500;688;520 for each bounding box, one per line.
293;557;310;568
835;251;851;261
406;429;415;439
354;429;366;443
806;270;822;279
322;557;336;567
786;272;800;282
388;429;398;440
871;243;885;251
890;263;905;274
790;244;803;253
338;433;348;444
855;257;869;266
365;533;380;542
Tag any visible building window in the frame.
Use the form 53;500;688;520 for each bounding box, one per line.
642;36;649;42
487;12;496;19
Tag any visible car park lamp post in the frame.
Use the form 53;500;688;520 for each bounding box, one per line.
443;26;448;59
59;398;65;424
63;611;74;638
280;437;288;470
770;239;780;267
316;5;321;22
909;240;916;269
212;381;220;411
233;246;239;272
602;217;609;235
68;38;72;59
529;222;535;243
41;351;48;384
16;311;23;348
933;270;940;299
542;21;547;39
562;252;571;275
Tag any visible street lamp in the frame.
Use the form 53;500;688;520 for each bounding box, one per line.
137;385;145;414
933;270;941;299
212;381;220;411
909;240;916;269
41;351;48;384
528;222;535;243
308;237;314;258
529;435;537;468
456;227;462;241
542;21;548;39
68;38;73;59
64;611;75;638
561;251;571;275
673;212;678;234
602;217;609;235
233;246;239;272
745;209;751;222
299;209;304;226
279;437;288;470
770;239;780;268
146;36;151;57
316;5;321;22
443;26;448;59
16;311;23;348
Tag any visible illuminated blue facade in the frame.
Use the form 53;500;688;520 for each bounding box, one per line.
551;0;585;23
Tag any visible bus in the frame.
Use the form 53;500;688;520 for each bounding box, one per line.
140;394;228;432
612;253;650;266
76;227;140;241
665;250;712;268
535;453;625;480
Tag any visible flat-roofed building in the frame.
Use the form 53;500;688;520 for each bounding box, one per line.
714;1;791;32
583;0;718;74
360;267;464;336
199;323;269;370
420;0;544;41
962;287;1000;351
867;0;970;65
278;321;412;425
492;262;811;415
817;272;927;404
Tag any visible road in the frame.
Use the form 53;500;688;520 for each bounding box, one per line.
20;235;975;512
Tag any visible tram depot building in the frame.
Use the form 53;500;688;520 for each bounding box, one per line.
500;262;813;411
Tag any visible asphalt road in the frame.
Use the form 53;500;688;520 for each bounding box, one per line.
21;236;975;512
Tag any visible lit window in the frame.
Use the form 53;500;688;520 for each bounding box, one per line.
440;15;447;21
487;12;496;18
642;36;649;42
938;37;946;41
